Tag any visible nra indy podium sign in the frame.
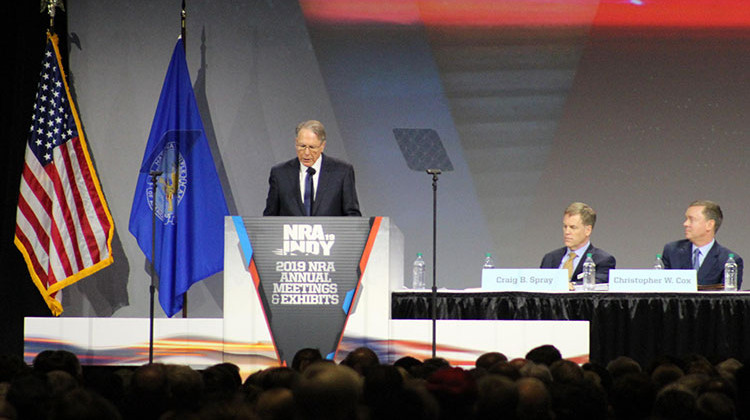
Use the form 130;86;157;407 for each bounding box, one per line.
231;216;381;365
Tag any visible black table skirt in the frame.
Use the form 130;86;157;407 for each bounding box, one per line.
392;291;750;366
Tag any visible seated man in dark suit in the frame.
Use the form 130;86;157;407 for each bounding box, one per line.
540;202;616;285
263;120;361;217
661;200;742;288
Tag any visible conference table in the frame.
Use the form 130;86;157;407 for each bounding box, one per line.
391;290;750;366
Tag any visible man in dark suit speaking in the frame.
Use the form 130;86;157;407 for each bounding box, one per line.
661;200;742;288
540;202;616;285
263;120;361;217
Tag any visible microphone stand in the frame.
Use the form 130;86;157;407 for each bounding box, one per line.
148;170;162;364
426;169;441;358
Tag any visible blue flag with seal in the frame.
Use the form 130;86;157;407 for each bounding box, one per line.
129;38;228;317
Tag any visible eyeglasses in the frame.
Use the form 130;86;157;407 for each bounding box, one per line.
295;144;323;152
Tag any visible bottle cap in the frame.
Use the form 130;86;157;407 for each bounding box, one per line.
485;253;492;257
729;253;735;258
417;252;423;257
656;253;662;258
587;253;593;257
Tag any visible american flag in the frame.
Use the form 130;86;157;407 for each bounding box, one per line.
14;33;114;316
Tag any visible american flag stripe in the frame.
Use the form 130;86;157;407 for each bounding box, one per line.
52;142;92;270
15;194;51;272
66;137;110;260
14;32;114;315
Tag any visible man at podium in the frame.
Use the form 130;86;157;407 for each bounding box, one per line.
263;120;361;217
540;202;616;285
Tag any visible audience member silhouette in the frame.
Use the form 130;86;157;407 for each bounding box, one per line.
340;347;380;377
475;351;507;371
293;362;362;420
525;345;562;367
290;348;322;373
516;377;555;420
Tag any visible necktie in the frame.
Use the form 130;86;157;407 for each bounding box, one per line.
304;167;316;216
563;252;577;280
693;249;701;270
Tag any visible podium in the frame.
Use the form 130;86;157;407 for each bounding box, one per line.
223;216;404;368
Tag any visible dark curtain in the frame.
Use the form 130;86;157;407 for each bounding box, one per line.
0;2;69;356
393;291;750;366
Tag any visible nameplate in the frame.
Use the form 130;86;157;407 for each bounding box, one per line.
481;269;569;292
608;269;697;292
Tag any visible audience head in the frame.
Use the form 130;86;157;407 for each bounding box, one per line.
610;372;656;420
340;347;380;377
394;355;422;377
6;373;51;420
488;360;521;381
651;363;685;390
582;362;613;392
0;354;30;383
32;350;82;382
48;388;122;420
509;357;529;370
549;378;608;420
202;362;242;402
413;357;451;380
525;345;562;367
291;348;322;373
716;357;742;379
474;375;518;420
46;370;78;399
425;367;477;420
475;352;507;371
127;363;169;420
520;362;553;385
549;359;584;385
293;362;362;420
255;387;294;420
651;384;696;420
165;364;204;413
696;391;735;420
516;377;554;420
607;355;642;379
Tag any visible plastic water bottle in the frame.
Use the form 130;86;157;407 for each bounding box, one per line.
724;254;738;291
412;253;426;289
653;253;664;269
483;253;495;269
582;253;596;291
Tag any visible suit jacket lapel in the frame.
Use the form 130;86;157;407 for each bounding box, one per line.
552;248;566;267
311;154;327;216
289;160;305;215
698;241;720;281
573;244;593;280
678;240;693;269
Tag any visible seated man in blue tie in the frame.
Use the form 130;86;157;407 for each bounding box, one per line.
263;120;361;217
661;200;743;288
540;202;616;285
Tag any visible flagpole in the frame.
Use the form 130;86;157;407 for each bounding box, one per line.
148;171;162;363
181;0;189;319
